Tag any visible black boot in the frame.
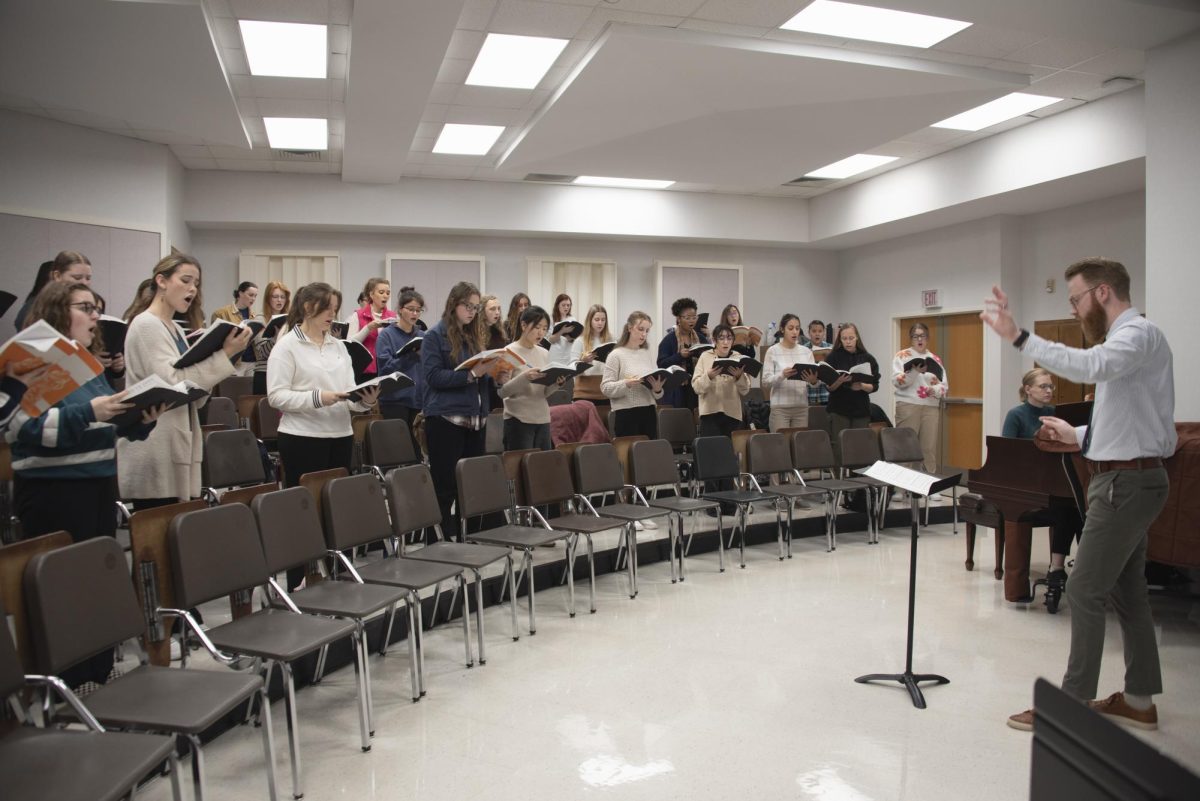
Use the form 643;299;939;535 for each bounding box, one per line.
1044;569;1068;614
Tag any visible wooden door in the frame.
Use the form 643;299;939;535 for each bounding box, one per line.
1033;318;1095;403
897;312;984;470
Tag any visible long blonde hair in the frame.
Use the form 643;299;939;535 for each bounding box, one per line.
616;311;652;349
580;304;612;351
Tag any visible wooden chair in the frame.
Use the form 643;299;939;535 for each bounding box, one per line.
236;393;265;428
0;531;72;670
611;434;649;485
214;374;253;400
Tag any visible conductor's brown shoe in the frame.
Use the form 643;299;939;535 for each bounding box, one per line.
1006;709;1034;731
1088;692;1158;730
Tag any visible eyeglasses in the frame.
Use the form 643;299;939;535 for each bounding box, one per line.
911;334;928;340
69;302;101;316
1068;284;1103;309
402;305;424;314
679;314;698;322
460;303;482;313
1034;383;1056;391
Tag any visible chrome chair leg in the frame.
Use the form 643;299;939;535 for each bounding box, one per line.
379;603;396;656
185;733;205;801
312;644;328;684
405;595;423;699
258;684;280;801
351;629;371;751
505;554;520;641
166;750;183;801
280;661;303;800
472;570;486;665
585;533;596;613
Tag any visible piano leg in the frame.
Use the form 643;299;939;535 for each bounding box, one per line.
965;522;976;571
994;526;1005;580
1003;522;1033;602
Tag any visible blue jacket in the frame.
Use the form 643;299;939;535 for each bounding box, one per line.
420;321;492;419
375;324;426;408
657;327;709;409
5;374;155;479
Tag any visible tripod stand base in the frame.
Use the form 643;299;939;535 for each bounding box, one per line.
855;671;950;709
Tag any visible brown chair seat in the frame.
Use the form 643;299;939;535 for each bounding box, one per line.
467;523;568;549
405;541;513;571
79;664;262;733
355;557;463;590
284;580;408;619
0;726;178;801
545;512;622;534
206;610;356;663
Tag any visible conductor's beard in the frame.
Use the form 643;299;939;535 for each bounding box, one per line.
1082;302;1108;344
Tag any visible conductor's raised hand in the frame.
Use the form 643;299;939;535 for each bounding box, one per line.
222;325;254;358
91;391;134;422
1037;416;1079;446
980;285;1020;342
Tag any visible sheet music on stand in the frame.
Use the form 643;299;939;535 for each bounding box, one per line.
857;461;958;497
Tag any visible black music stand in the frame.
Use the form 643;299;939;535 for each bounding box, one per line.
854;461;961;709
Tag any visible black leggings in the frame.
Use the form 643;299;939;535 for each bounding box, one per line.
15;474;119;542
424;416;486;540
613;405;658;439
277;432;354;588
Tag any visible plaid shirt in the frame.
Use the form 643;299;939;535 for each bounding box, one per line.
807;340;831;406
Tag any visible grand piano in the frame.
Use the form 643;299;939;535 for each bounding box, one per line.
966;402;1091;603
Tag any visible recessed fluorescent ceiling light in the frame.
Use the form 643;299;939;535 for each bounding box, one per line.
264;117;328;150
239;20;327;79
780;0;971;48
932;92;1062;131
466;33;569;89
433;124;505;155
805;153;898;180
573;176;675;189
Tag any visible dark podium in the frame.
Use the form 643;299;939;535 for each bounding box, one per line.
853;462;961;709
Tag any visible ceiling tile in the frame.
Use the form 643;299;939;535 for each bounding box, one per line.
429;83;459;104
329;24;350;54
328;119;345;136
206;0;234;19
576;9;685;42
236;97;260;116
229;74;254;95
443;104;522;125
329;80;344;101
436;58;473;85
692;0;802;28
216;159;276;171
934;24;1045;61
761;28;847;47
678;18;771;38
867;141;927;159
328;0;352;26
554;39;592;69
453;84;530;109
211;17;242;49
1007;36;1113;70
249;76;333;100
457;0;498;32
45;107;131;130
1073;48;1145;78
1028;69;1106;99
1073;80;1142;103
446;29;485;61
416;121;443;139
255;97;331;117
490;0;594;39
629;0;708;13
169;144;214;159
207;143;271;160
229;0;328;24
920;49;1000;70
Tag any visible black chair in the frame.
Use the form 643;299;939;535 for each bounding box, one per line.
790;430;877;551
23;537;278;801
200;428;266;504
746;433;828;559
484;409;505;454
839;427;890;537
880;427;963;531
0;599;184;801
387;465;519;661
202;395;239;429
362;419;421;482
215;374;253;400
168;503;368;799
656;407;697;483
691;436;780;569
522;450;625;613
629;439;721;580
455;455;574;632
252;487;415;702
321;473;471;687
573;443;671;597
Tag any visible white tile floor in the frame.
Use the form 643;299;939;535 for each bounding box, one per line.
136;514;1200;801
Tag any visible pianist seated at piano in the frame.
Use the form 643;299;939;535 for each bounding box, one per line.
1001;368;1083;609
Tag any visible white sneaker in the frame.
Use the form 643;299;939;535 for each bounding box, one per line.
928;492;944;503
641;518;658;530
634;521;644;531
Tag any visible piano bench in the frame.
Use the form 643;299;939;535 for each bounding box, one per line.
959;492;1005;577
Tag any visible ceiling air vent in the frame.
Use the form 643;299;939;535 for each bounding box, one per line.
274;149;324;161
523;173;575;183
783;176;835;187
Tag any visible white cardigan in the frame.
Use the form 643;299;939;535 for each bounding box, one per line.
117;311;236;501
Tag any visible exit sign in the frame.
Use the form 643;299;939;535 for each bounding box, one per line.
921;289;941;309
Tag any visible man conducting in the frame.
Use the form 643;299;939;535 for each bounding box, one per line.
980;257;1175;732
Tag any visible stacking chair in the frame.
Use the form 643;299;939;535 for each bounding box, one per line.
23;537;278;801
0;606;184;801
629;439;721;580
200;428;266;503
807;405;831;434
789;430;876;551
657;407;697;482
321;474;472;683
215;375;253;400
839;428;891;536
484;409;505;454
573;443;670;598
880;426;962;531
746;433;828;559
254;397;281;444
501;448;541;507
691;436;781;569
168;503;369;799
456;455;574;632
387;465;518;663
252;487;415;706
236;394;265;428
202;396;238;429
522;449;625;612
362;419;421;483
